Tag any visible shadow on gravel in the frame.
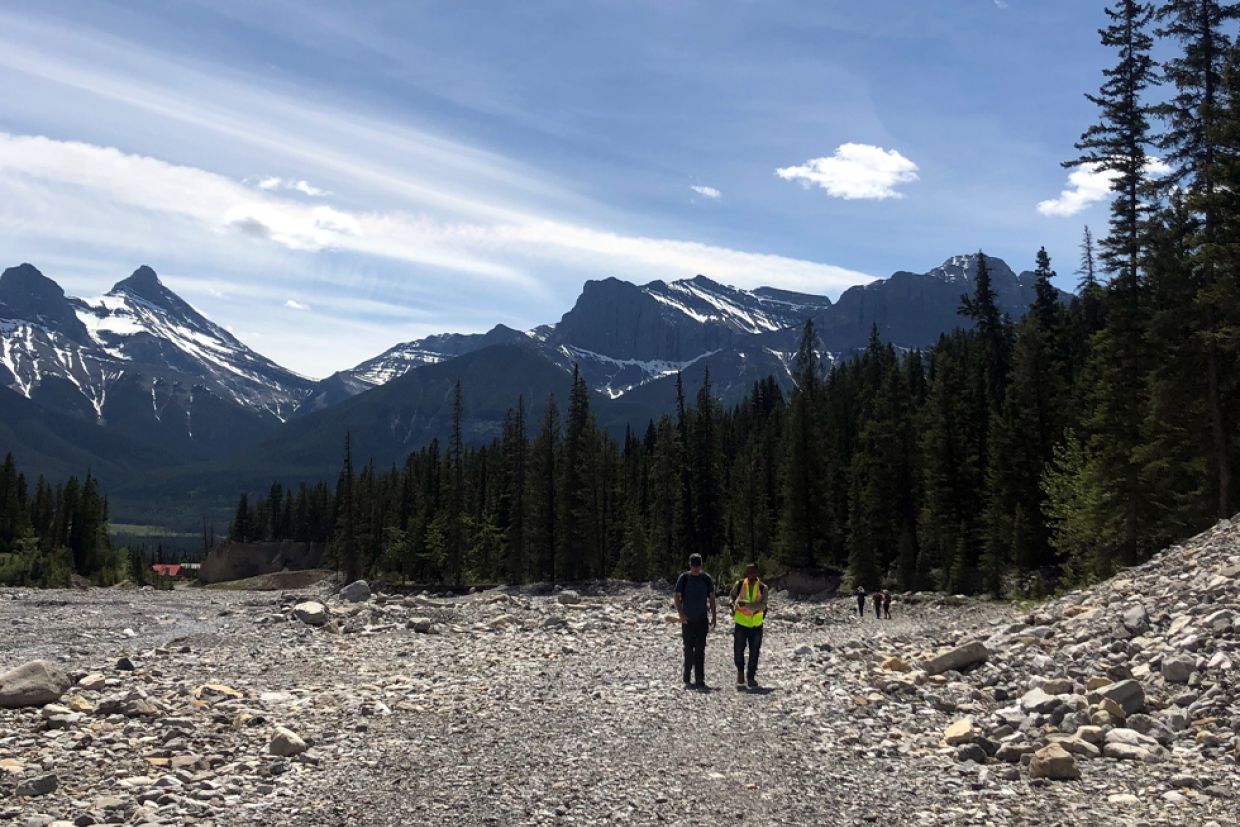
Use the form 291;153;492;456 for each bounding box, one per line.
740;687;777;696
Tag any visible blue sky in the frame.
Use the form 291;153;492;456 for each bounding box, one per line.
0;0;1122;377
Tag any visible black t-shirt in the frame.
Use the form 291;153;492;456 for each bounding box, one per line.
674;571;715;621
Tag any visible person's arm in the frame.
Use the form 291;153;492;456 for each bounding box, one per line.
674;576;687;624
708;590;717;628
754;583;769;614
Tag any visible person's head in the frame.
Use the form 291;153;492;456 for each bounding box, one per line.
744;563;759;580
688;553;703;574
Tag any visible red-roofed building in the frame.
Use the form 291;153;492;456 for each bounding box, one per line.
150;564;182;578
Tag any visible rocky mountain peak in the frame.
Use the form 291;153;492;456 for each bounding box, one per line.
0;263;67;307
0;263;91;342
925;253;1018;286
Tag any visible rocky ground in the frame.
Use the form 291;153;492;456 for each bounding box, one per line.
1;523;1239;826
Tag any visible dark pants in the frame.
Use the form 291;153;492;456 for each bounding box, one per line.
856;598;865;617
883;603;891;619
681;619;708;684
874;600;882;619
734;624;763;680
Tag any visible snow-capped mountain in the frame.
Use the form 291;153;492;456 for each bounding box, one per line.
0;263;313;455
307;274;833;405
295;325;530;414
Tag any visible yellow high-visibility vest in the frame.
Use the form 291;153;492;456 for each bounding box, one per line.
733;579;764;627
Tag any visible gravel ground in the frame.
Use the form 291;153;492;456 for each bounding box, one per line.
0;580;1236;826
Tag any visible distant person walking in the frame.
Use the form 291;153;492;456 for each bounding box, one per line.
853;585;867;619
882;590;892;620
674;553;716;689
872;589;883;620
731;563;768;690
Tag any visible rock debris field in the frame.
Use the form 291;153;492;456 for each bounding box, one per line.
3;524;1240;826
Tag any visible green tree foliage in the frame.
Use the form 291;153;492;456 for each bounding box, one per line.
0;453;122;586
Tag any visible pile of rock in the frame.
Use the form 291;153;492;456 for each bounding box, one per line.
880;516;1240;786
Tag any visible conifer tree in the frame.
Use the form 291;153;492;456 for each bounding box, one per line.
446;381;466;587
777;320;831;570
530;394;560;581
1153;0;1240;516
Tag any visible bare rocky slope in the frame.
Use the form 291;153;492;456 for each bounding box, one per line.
1;519;1238;826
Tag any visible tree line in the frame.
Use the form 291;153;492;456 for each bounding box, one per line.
0;453;132;586
229;1;1240;595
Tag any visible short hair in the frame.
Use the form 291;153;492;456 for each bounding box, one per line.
744;562;759;572
688;553;703;566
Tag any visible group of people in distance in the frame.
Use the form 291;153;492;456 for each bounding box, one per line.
672;555;897;691
852;584;893;620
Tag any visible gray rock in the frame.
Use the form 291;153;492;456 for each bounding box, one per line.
409;617;434;633
293;601;328;626
1161;654;1195;684
1102;742;1156;761
955;743;987;764
921;641;989;676
339;580;371;603
1019;687;1060;714
1121;605;1149;634
0;660;71;708
557;590;581;605
269;726;308;757
1092;679;1145;716
15;773;58;797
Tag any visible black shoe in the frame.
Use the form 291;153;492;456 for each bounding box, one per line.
694;681;708;690
736;670;746;689
746;677;759;689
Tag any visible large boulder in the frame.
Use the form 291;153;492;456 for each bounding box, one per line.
921;641;989;676
339;580;371;603
1028;743;1080;780
269;726;308;757
293;601;328;626
1091;679;1146;716
0;660;71;708
1161;655;1195;684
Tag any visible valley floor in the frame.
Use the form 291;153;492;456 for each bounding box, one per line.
0;583;1236;826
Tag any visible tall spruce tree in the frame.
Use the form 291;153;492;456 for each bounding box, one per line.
530;394;560;581
1153;0;1240;517
777;320;831;570
446;381;466;587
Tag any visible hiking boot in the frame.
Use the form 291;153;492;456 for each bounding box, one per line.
736;669;746;689
694;681;708;690
746;676;760;689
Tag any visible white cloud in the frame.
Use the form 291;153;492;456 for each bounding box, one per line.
284;299;310;311
258;176;330;197
994;0;1009;9
0;132;877;298
691;185;721;200
776;143;920;200
1037;158;1173;217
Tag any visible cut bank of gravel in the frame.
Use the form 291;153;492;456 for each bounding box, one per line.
1;520;1239;826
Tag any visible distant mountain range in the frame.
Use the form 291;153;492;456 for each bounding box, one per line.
0;253;1059;528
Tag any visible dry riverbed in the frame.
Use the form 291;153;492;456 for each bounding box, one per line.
2;523;1240;826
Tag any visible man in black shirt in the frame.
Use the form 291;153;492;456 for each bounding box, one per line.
674;553;716;689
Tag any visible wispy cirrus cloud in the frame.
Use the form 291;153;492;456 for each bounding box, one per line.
776;143;920;200
0;132;876;299
690;185;721;200
1037;158;1172;217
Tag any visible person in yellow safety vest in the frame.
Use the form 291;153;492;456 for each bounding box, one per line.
731;562;768;690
